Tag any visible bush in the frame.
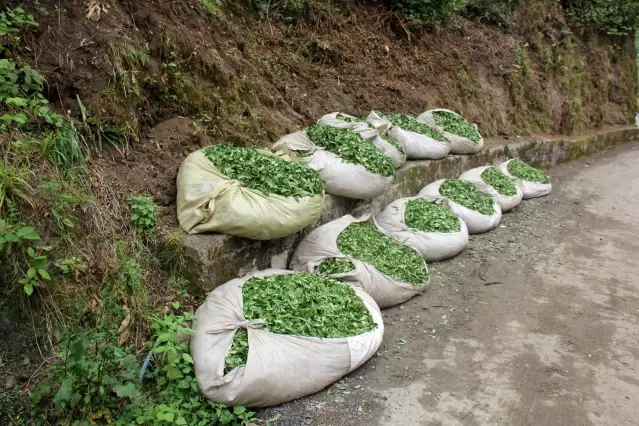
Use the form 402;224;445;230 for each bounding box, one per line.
462;0;519;28
562;0;639;36
378;0;468;26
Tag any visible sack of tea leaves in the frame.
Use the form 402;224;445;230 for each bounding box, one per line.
366;111;450;160
272;125;396;199
459;166;523;212
498;159;552;199
417;109;483;154
191;269;383;407
290;215;429;308
317;112;406;167
376;197;469;261
177;146;325;239
418;179;501;234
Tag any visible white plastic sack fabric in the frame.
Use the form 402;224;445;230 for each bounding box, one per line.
191;269;384;408
417;109;483;155
459;166;523;212
375;197;469;262
317;112;406;167
498;160;552;199
177;149;324;239
366;111;450;160
290;215;429;308
418;179;502;234
272;131;393;200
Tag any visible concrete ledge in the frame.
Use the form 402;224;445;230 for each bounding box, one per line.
182;126;639;292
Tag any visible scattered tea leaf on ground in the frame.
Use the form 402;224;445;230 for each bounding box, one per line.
404;199;461;233
226;272;377;370
439;179;495;216
316;258;355;275
507;159;550;184
204;145;326;197
381;112;448;142
480;167;517;196
306;125;396;177
337;221;428;285
431;111;481;144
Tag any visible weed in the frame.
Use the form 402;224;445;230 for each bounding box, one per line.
130;195;158;234
0;162;33;211
158;231;191;277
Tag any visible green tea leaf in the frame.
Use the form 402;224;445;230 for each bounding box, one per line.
507;159;550;184
404;199;461;233
439;179;495;216
431;111;481;144
481;167;517;196
380;112;448;142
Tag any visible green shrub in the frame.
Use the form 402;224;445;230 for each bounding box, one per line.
130;195;157;233
462;0;519;28
562;0;639;36
383;0;467;26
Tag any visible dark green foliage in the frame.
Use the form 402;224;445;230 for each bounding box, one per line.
337;221;428;285
316;258;355;275
306;125;396;177
462;0;520;28
562;0;639;36
507;159;550;184
130;195;157;233
439;179;495;215
404;199;461;233
383;0;467;26
382;112;448;142
481;167;517;196
204;144;326;197
431;111;481;144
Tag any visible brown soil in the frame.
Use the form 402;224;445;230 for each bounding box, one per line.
8;0;636;211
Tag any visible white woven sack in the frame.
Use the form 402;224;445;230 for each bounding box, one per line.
375;197;469;262
290;215;429;308
191;269;384;408
272;131;392;200
366;111;450;160
417;109;483;154
418;179;502;234
459;166;523;212
317;112;406;167
498;160;552;199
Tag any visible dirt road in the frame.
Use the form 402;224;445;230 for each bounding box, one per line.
261;143;639;426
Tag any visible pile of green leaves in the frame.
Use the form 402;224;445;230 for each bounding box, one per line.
439;179;495;216
382;112;448;142
507;159;550;184
306;125;395;177
333;114;405;155
337;221;427;285
404;199;461;233
204;144;326;197
225;272;377;371
481;167;517;196
316;258;355;275
431;111;481;144
335;113;361;123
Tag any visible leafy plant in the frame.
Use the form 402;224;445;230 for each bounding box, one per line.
130;195;157;233
18;246;50;295
316;258;355;275
404;199;461;233
383;0;467;26
381;112;448;142
306;125;396;177
562;0;639;36
507;159;550;184
226;272;378;369
462;0;519;28
204;144;326;197
481;167;517;196
431;111;481;144
39;181;85;230
337;221;428;285
439;179;495;215
0;163;32;212
0;7;38;49
0;220;40;251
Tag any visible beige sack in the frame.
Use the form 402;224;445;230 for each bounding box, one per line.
191;269;384;408
498;160;552;199
272;131;393;200
176;149;324;239
290;215;428;308
417;109;483;154
459;166;524;212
